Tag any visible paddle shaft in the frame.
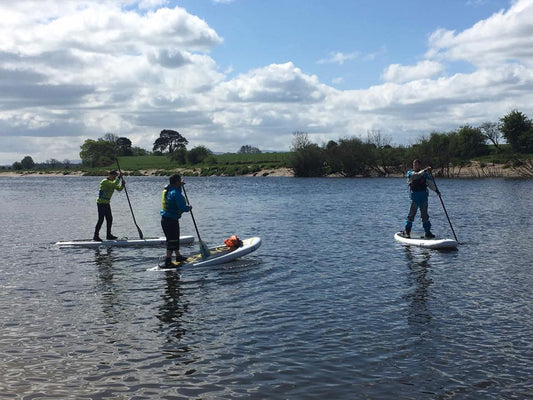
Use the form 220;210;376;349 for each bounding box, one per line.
181;185;204;244
429;170;458;242
115;159;144;239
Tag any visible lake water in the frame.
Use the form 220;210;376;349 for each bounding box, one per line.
0;175;532;399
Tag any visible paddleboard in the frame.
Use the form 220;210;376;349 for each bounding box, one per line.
394;231;457;250
149;236;261;271
55;235;194;248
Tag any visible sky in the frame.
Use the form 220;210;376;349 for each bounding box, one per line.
1;0;533;164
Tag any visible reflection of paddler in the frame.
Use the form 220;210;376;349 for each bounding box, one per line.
161;174;192;268
93;170;125;241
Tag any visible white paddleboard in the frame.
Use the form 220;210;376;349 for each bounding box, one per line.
394;231;457;250
149;236;262;271
55;235;194;248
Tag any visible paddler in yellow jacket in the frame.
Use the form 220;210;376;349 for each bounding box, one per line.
93;170;125;241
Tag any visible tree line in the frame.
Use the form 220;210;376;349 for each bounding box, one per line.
8;110;533;176
77;130;261;167
289;110;533;177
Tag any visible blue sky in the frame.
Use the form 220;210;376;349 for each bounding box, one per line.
0;0;532;164
178;0;507;88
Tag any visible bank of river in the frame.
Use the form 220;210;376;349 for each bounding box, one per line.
0;161;527;178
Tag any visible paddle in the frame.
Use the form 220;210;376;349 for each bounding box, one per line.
182;185;210;260
429;170;458;242
115;158;144;239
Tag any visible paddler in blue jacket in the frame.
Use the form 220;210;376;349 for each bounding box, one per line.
161;174;192;267
93;170;125;241
403;159;440;239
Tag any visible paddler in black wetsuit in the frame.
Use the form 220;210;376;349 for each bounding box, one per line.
403;159;440;239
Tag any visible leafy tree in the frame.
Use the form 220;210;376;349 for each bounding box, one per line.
12;161;23;170
116;137;133;156
480;121;503;151
325;140;338;150
238;145;261;154
80;138;117;167
153;129;188;153
452;125;488;159
324;140;342;174
21;155;35;169
131;146;149;156
288;131;326;177
500;110;533;153
103;133;119;143
169;148;187;164
412;132;453;175
187;146;212;164
334;136;375;177
46;158;61;168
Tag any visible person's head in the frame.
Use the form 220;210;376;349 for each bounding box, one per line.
108;170;118;179
169;174;182;186
412;159;421;172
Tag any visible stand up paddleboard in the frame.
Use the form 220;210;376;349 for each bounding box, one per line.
149;236;261;271
394;231;457;250
55;235;194;248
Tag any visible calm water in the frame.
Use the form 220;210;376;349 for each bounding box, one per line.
0;175;531;399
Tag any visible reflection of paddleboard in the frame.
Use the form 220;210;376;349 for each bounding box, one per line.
149;237;262;271
394;231;457;250
55;235;194;248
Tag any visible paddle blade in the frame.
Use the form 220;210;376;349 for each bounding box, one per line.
137;227;144;239
199;241;211;260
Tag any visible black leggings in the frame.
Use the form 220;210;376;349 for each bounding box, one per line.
95;203;113;236
161;217;180;251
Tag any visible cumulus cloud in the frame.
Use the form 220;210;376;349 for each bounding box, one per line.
215;62;329;103
383;61;445;83
426;0;533;67
1;0;533;164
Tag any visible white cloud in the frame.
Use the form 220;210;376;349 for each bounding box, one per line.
1;0;533;163
426;0;533;67
383;60;445;83
317;51;359;65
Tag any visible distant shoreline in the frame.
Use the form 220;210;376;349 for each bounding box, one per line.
0;163;525;178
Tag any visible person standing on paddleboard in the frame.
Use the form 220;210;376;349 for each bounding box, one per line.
403;159;440;239
161;174;192;267
93;170;125;241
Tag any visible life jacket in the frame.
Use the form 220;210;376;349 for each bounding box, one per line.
97;178;123;204
409;175;427;192
161;185;182;219
224;235;243;248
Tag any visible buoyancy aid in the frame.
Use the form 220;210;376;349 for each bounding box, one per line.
97;178;123;204
161;185;190;219
409;175;427;192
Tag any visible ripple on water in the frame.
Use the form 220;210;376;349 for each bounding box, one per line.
0;177;532;398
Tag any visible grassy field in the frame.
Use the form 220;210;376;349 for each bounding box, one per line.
113;152;291;176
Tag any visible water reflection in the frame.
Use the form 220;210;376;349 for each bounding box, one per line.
158;272;189;342
94;247;120;320
403;247;433;328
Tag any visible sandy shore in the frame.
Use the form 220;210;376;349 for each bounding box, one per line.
0;168;295;178
0;163;526;178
